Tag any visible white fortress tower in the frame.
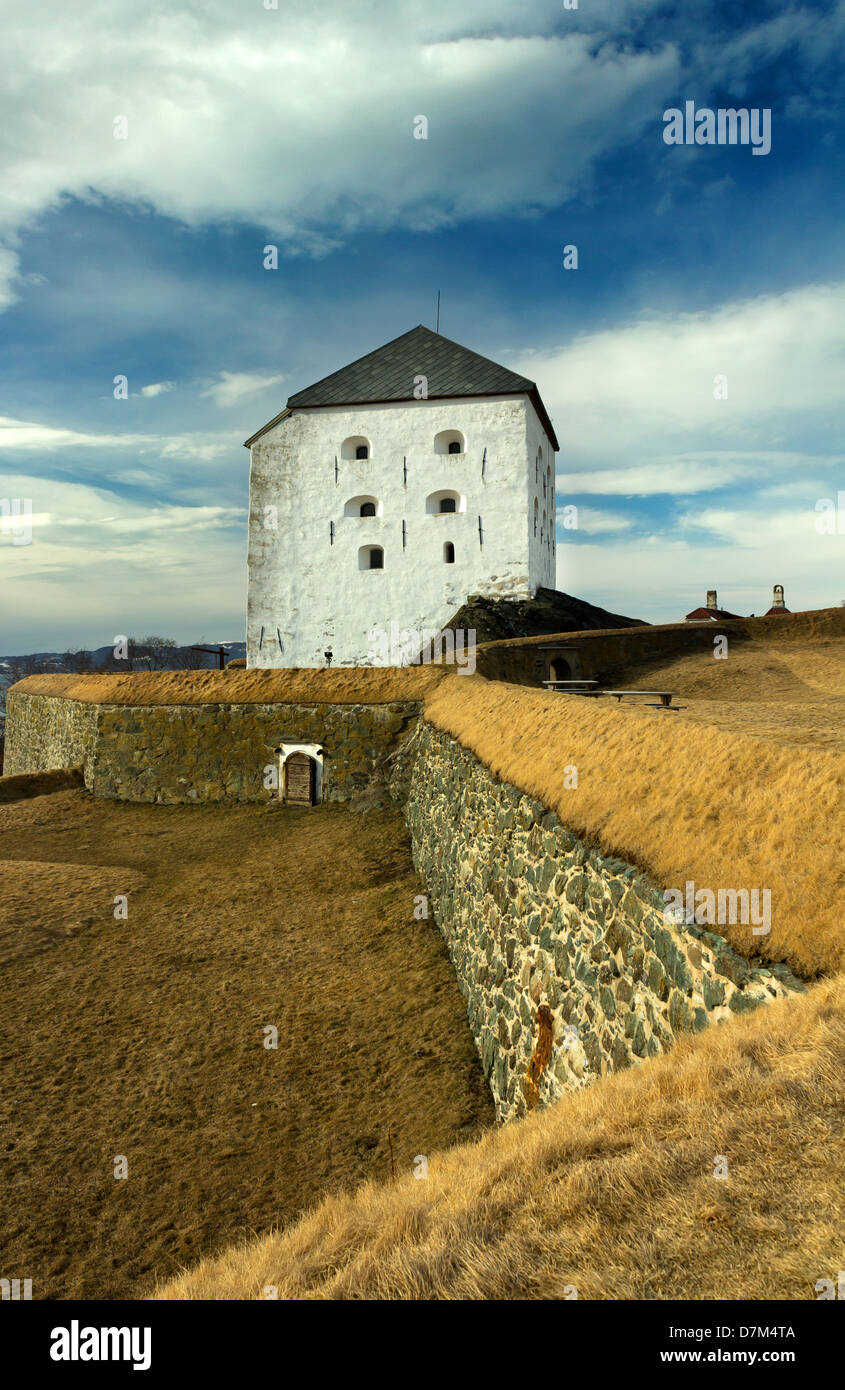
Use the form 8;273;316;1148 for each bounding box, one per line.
245;325;559;668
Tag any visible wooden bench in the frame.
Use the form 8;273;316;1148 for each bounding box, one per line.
601;690;684;710
542;680;599;692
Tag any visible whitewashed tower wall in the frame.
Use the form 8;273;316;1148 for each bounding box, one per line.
247;394;555;668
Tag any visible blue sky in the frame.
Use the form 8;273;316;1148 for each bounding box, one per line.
1;0;843;650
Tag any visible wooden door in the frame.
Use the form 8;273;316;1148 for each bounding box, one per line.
284;752;315;806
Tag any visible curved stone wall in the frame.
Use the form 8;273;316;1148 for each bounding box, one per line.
403;723;803;1122
4;690;421;803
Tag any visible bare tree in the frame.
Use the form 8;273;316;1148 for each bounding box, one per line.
62;648;94;673
143;635;178;670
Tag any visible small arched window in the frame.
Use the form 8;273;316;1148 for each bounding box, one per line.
434;430;465;455
533;497;538;537
358;544;384;571
426;488;463;514
343;494;380;518
444;541;455;564
341;435;372;461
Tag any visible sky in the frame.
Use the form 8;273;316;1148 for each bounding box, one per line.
1;0;843;651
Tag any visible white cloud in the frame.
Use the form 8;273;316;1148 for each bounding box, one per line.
202;371;286;409
558;496;844;623
140;381;174;398
566;506;633;534
0;2;679;257
0;415;239;460
1;472;246;649
512;281;845;494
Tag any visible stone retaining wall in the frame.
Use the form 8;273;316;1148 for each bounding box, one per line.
4;690;421;804
3;693;97;780
402;723;803;1122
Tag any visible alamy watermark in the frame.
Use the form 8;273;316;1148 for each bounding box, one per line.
1;498;32;546
663;880;771;936
367;621;476;674
663;102;771;156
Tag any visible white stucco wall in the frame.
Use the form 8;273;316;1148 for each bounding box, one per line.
246;394;556;668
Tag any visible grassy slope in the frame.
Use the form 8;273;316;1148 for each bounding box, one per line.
159;975;845;1300
422;669;844;979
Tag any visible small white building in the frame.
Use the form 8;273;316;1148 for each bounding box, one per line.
244;325;559;668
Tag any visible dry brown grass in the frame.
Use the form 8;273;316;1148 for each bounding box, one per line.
622;638;845;750
158;972;845;1300
421;673;845;979
0;789;492;1298
10;665;446;706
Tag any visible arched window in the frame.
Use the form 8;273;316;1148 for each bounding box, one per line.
533;497;538;537
434;430;465;455
358;544;384;571
444;541;455;563
343;494;381;518
341;435;372;461
425;489;463;514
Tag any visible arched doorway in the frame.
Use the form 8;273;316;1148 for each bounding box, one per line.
549;657;572;682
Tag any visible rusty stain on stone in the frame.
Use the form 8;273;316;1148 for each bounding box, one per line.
524;1003;554;1110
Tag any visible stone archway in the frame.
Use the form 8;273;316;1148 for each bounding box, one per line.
549;657;572;682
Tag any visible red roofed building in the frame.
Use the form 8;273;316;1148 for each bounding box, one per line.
685;589;746;622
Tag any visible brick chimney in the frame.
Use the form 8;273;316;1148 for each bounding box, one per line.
706;589;718;611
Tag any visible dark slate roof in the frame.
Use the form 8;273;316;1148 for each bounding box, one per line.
245;325;559;450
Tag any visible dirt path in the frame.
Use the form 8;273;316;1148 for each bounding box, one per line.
0;789;493;1299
